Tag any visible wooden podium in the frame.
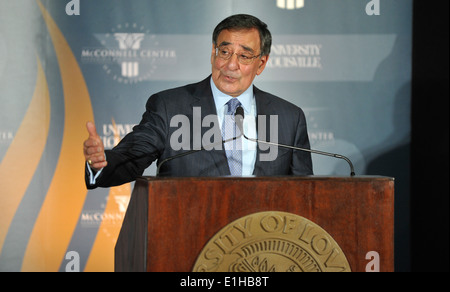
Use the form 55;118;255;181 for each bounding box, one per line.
115;176;394;272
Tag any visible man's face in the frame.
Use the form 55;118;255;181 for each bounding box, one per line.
211;28;269;97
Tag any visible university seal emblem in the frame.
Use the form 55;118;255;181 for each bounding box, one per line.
193;211;351;272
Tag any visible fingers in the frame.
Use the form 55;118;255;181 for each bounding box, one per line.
84;138;100;148
84;121;106;171
84;122;103;156
85;150;107;171
84;143;103;155
87;153;108;170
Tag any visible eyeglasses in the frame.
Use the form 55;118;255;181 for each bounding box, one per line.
215;46;261;65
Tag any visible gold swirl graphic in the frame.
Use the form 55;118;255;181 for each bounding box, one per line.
21;0;94;271
0;55;50;253
85;119;131;272
84;184;131;272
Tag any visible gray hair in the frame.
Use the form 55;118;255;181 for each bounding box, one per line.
212;14;272;56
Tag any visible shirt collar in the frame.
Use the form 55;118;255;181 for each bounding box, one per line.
210;77;254;114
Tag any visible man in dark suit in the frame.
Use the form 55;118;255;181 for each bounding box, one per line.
84;14;313;189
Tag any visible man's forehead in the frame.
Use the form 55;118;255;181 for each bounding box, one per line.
216;28;260;51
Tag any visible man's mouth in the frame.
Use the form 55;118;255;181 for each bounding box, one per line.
223;74;239;82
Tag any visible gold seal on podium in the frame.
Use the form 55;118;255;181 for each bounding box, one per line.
193;211;351;272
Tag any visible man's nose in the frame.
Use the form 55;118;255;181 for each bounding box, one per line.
226;53;240;70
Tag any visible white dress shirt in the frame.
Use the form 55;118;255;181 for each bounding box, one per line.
210;78;258;176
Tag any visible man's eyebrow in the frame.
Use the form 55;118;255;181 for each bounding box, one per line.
218;41;232;47
240;44;256;53
218;42;256;53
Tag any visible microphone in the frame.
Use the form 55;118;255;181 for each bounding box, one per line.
156;118;243;176
235;106;356;176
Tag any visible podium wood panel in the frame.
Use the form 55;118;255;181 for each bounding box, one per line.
115;176;394;272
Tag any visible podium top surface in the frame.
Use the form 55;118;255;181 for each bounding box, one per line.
138;176;394;183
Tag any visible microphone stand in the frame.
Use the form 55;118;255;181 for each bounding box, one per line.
235;107;356;177
242;135;356;177
157;108;356;177
156;134;242;176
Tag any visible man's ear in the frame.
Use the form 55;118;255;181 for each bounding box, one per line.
211;44;216;65
256;55;269;76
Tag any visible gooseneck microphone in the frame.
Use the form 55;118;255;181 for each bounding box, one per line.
157;107;356;176
156;127;242;176
235;107;356;176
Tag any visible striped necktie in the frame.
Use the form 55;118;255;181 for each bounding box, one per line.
222;98;242;176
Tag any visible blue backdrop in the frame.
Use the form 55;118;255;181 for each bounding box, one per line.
0;0;412;271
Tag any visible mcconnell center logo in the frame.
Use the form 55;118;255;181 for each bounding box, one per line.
114;33;145;78
276;0;305;10
81;23;177;84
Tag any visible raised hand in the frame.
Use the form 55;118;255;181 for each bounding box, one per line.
83;122;107;172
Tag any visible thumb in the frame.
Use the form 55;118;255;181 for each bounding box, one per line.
86;121;99;138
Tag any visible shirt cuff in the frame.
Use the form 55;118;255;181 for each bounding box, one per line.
86;162;104;185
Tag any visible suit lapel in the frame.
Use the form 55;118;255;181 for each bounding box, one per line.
253;86;273;176
190;76;231;176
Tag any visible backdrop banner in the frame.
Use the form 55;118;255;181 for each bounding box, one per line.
0;0;412;272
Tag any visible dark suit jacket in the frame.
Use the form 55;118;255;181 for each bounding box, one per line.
86;76;313;189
